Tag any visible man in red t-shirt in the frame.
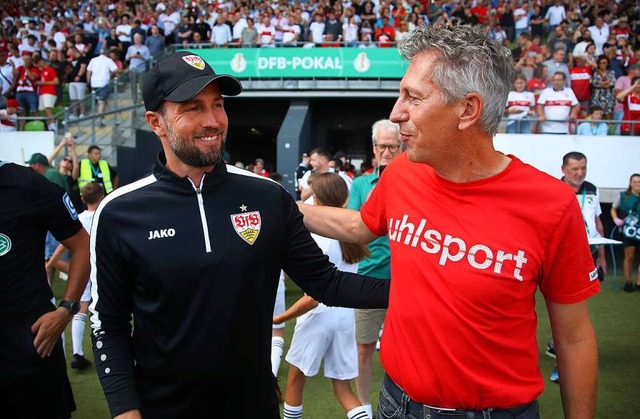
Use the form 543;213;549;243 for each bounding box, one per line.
616;76;640;135
374;17;395;48
35;57;60;131
299;25;599;418
13;52;40;129
470;0;489;24
569;55;593;110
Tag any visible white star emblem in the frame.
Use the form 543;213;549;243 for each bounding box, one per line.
239;204;247;212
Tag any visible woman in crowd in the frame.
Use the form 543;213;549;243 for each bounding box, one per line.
275;173;370;419
528;64;548;99
611;173;640;293
591;55;617;120
505;73;536;134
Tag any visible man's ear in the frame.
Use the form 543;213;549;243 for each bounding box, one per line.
458;93;483;131
145;111;164;137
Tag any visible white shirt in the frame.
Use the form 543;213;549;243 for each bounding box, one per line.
545;5;566;26
257;23;276;45
232;18;248;40
537;87;578;134
343;22;359;43
309;21;325;44
0;109;17;132
505;90;535;120
116;24;132;43
211;23;232;45
588;24;610;56
513;8;529;30
159;12;180;35
53;31;67;49
0;63;14;95
79;210;95;234
87;54;118;88
281;23;301;45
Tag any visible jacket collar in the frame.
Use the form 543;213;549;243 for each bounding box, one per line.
153;151;227;191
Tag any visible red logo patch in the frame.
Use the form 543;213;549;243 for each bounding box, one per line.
230;211;261;245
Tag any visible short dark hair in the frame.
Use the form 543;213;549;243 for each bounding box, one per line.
562;151;587;166
589;105;603;113
81;182;105;205
269;172;283;184
309;147;331;161
88;145;101;153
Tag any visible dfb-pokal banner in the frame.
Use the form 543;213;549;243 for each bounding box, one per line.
184;48;407;79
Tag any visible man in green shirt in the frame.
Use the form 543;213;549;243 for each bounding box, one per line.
346;119;402;419
26;152;70;194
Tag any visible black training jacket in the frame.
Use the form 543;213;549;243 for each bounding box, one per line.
90;152;389;418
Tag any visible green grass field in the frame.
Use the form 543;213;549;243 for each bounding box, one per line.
54;269;640;418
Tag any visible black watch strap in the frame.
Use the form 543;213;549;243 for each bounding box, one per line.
59;300;80;315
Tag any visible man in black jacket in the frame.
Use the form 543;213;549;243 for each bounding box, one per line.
89;51;389;419
0;161;90;419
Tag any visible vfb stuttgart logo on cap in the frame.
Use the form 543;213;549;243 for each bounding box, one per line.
230;211;261;245
182;54;206;70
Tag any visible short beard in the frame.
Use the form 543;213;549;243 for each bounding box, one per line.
163;117;226;168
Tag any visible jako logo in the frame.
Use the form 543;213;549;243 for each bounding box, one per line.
148;228;176;240
388;214;528;281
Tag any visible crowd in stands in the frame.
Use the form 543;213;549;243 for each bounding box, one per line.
1;0;639;133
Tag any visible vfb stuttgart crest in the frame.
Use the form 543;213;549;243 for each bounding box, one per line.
231;211;261;245
182;55;206;70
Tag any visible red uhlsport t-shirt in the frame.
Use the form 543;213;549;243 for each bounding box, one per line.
360;153;600;409
39;65;58;96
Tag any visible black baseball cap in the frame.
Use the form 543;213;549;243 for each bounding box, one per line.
142;51;242;111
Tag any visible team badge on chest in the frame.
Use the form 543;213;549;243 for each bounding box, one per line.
230;210;261;245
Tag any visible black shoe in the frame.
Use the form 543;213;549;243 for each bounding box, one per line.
624;282;634;293
545;343;556;359
635;284;640;292
71;354;91;370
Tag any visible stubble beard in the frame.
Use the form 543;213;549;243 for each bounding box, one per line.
166;124;226;168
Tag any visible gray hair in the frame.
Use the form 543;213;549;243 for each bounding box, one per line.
371;119;400;144
397;24;514;136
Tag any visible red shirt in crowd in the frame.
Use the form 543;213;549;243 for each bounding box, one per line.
621;93;640;135
569;66;592;102
38;65;58;96
15;65;40;93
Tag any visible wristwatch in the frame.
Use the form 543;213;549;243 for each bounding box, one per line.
58;300;81;315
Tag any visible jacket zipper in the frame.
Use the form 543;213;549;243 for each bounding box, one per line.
188;176;212;253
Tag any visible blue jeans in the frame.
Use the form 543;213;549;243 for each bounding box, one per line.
377;374;540;419
613;109;624;135
16;91;38;114
94;85;111;102
506;120;532;134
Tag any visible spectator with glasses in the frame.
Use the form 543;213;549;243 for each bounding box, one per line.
347;119;402;419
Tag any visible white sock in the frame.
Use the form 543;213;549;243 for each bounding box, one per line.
271;336;285;376
72;313;87;355
283;403;303;419
361;403;373;419
347;405;370;419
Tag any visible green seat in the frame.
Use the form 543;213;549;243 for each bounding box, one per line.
24;120;46;131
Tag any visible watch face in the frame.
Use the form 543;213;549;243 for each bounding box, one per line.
60;300;80;314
